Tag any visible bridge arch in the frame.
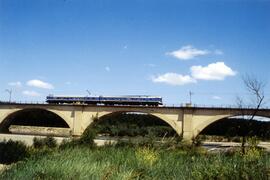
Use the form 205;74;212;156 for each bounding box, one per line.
192;113;270;138
83;110;182;136
0;108;70;133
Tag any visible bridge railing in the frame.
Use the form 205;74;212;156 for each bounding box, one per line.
1;101;270;109
163;103;270;109
0;101;47;105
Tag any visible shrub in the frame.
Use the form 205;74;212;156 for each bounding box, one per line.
44;137;57;148
33;137;44;149
33;137;57;149
192;136;203;147
59;127;96;149
79;127;96;147
0;140;29;164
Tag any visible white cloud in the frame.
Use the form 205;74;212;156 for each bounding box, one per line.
166;45;209;60
8;81;22;87
65;81;72;85
26;79;54;89
22;90;41;97
105;66;110;72
212;96;222;100
214;49;224;55
152;73;196;86
191;62;236;80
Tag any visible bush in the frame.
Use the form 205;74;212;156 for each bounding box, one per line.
0;140;29;164
59;127;96;149
79;127;96;147
33;137;57;149
192;136;203;147
33;137;44;149
45;137;57;148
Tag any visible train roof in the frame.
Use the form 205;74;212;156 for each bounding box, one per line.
47;95;162;98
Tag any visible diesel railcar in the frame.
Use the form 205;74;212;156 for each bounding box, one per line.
46;95;163;106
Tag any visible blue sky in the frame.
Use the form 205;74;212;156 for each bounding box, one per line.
1;0;270;106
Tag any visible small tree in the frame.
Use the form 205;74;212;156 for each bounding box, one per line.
237;74;265;154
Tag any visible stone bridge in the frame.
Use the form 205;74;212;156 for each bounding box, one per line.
0;103;269;141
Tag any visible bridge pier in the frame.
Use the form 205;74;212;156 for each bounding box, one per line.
72;107;84;136
182;110;194;142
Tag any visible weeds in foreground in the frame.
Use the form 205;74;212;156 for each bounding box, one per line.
135;147;159;167
0;131;269;179
1;144;269;180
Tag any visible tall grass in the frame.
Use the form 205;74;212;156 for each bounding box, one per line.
1;145;269;179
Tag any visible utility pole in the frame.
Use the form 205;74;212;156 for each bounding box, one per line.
5;89;12;103
189;91;194;105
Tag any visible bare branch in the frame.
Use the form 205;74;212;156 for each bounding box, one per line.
243;74;265;105
236;74;266;154
242;74;265;121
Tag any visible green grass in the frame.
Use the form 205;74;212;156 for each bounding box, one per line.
1;145;270;180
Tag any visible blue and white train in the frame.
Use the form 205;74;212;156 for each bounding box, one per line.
46;95;163;106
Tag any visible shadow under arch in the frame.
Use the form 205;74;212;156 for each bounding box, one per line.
195;115;270;138
88;111;179;137
0;108;70;133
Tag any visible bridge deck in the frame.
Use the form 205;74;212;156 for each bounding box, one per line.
0;102;269;111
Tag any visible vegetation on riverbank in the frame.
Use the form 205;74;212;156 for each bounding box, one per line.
1;128;270;180
1;114;270;179
1;143;269;180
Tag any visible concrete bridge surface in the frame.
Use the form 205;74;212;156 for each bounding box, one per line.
0;103;269;141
